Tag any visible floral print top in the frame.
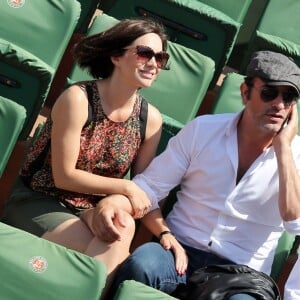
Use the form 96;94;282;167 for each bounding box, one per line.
20;81;147;209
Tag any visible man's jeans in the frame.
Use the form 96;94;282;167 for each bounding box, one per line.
113;242;256;300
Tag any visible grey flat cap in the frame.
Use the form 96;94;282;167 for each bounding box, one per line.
246;51;300;96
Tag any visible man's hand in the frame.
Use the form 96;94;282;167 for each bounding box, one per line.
81;197;130;242
274;103;298;148
160;233;188;275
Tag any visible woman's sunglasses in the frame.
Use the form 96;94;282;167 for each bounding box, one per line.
252;85;299;106
134;45;170;70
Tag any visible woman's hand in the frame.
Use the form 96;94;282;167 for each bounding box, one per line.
160;233;188;275
124;181;151;219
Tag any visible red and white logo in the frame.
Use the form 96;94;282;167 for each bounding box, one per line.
28;256;48;273
7;0;25;8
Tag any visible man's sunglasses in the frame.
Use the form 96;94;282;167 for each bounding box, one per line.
133;45;170;70
252;85;299;106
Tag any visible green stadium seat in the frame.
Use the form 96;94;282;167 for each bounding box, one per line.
0;0;81;71
0;222;106;300
0;40;53;139
0;0;81;138
98;0;252;87
75;0;100;34
113;280;178;300
241;0;300;72
271;231;296;281
0;96;26;177
196;0;252;23
211;72;244;114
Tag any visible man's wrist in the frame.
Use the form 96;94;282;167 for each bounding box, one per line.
159;230;173;240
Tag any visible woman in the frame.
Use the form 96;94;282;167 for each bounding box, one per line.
2;18;169;290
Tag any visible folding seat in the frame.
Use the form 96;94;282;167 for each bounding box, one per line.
211;72;245;114
0;0;81;71
0;222;106;300
98;0;252;87
0;0;81;139
0;96;26;177
0;39;53;140
68;13;215;127
75;0;101;34
44;0;102;107
196;0;252;23
240;0;300;72
113;280;177;300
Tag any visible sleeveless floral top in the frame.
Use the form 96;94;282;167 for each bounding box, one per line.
20;81;147;209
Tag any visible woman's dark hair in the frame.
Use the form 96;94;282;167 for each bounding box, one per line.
73;18;168;79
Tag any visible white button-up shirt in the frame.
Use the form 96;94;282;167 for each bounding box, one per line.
133;113;300;274
284;256;300;300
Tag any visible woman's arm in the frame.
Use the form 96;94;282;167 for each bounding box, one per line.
50;85;148;204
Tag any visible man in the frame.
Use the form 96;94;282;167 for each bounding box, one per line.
97;51;300;299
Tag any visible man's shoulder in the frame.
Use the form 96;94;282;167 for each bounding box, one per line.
191;112;238;128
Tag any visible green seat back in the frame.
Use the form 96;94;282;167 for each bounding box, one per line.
99;0;246;87
113;280;177;300
0;0;81;70
241;0;300;71
270;231;295;281
75;0;100;33
68;13;215;125
157;115;183;155
211;72;244;114
195;0;252;23
0;97;26;177
0;39;53;139
0;222;106;300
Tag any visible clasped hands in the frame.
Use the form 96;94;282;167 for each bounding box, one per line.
80;190;150;243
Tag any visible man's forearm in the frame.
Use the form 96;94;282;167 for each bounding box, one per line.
141;208;171;238
276;144;300;221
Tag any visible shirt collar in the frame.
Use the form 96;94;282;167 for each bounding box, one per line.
225;110;244;137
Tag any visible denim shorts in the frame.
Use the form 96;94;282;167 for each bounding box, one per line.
1;177;79;236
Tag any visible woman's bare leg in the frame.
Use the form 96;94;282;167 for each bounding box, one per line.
85;213;136;299
42;213;136;298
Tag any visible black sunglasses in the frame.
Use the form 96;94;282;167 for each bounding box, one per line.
252;85;299;106
134;45;170;70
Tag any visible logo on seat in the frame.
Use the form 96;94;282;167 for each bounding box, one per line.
28;256;48;273
7;0;25;8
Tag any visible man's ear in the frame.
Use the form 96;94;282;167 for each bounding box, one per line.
240;82;250;104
